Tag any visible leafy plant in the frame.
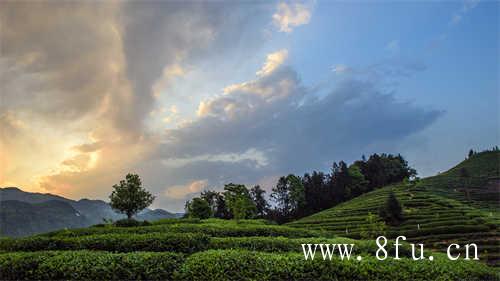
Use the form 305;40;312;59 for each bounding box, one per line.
109;174;155;219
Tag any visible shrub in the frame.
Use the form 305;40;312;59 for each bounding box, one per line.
0;251;183;280
153;218;200;225
42;222;324;238
175;250;497;281
115;219;144;227
0;233;209;253
208;236;423;257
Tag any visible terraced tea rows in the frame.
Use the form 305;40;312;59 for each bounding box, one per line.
287;151;500;265
0;219;496;280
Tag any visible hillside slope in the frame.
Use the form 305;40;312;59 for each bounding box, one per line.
0;200;91;237
287;151;499;264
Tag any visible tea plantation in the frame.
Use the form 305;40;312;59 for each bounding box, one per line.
0;151;498;280
0;218;497;280
287;151;500;265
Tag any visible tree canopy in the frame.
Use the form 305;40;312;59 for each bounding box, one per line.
109;174;155;219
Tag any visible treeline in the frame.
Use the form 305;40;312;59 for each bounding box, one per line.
185;153;416;223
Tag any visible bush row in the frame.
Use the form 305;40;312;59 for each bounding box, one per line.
44;223;322;238
1;250;495;281
0;233;209;253
209;237;424;257
0;251;183;280
176;250;497;281
2;234;431;257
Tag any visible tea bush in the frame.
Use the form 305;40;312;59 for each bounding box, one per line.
43;222;323;239
0;251;184;280
175;250;497;281
0;233;209;253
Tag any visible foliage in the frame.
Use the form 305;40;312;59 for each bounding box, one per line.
114;219;150;227
379;191;404;226
0;251;184;280
223;184;256;220
287;151;500;264
40;219;323;238
175;250;496;281
359;212;386;239
270;174;306;222
185;198;212;219
1;212;497;280
250;185;269;217
109;174;155;219
183;153;418;223
0;233;209;253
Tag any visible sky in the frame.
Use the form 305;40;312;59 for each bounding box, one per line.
0;0;498;212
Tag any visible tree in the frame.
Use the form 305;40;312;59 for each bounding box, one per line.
302;171;327;214
109;173;155;219
250;185;269;217
224;183;256;220
271;174;306;221
200;190;219;214
347;164;369;197
214;193;231;219
271;176;291;217
186;198;212;219
329;161;351;204
468;149;475;158
288;175;306;213
379;191;403;226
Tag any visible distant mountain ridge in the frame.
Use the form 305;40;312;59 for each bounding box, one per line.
0;187;181;237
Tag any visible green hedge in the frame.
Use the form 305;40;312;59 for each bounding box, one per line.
175;250;497;281
208;236;422;257
0;233;208;253
43;223;322;238
0;251;184;280
0;249;496;280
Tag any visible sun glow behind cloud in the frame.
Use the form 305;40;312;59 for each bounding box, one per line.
1;1;495;212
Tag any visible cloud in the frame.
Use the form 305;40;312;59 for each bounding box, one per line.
1;2;442;212
0;1;272;201
385;40;400;53
152;64;186;99
331;64;351;74
150;55;442;211
450;0;480;25
164;180;208;200
273;2;312;33
256;49;289;76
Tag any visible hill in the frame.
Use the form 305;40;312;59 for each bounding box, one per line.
286;151;500;265
0;200;91;237
0;187;180;237
0;219;496;280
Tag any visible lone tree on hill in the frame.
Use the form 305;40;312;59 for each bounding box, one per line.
379;191;404;226
109;173;155;219
468;149;475;158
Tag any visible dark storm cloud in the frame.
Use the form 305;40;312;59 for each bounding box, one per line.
151;61;442;210
1;1;442;212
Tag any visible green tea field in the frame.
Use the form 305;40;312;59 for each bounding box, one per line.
0;218;497;280
287;151;500;265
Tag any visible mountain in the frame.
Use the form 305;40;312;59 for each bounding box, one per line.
0;187;180;237
0;200;90;237
287;151;500;265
